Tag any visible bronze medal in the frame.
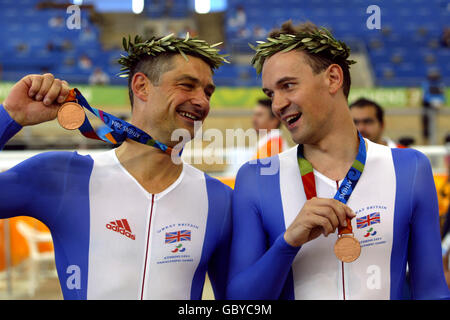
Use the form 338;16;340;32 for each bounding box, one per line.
57;102;85;130
334;234;361;263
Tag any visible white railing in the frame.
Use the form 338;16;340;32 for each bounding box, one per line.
0;146;448;175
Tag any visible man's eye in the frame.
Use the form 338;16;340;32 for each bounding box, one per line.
181;83;194;89
283;83;295;89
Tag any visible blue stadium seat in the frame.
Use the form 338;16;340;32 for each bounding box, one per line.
0;0;447;86
224;0;449;86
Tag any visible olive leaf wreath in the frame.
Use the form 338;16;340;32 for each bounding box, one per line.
250;27;356;74
117;33;230;78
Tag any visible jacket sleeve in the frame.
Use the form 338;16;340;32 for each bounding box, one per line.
226;162;300;300
0;104;22;150
205;181;233;300
408;150;450;299
0;104;76;228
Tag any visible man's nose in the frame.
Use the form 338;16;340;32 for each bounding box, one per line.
191;90;210;109
271;92;290;116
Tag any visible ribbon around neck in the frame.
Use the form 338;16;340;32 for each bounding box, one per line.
65;88;180;156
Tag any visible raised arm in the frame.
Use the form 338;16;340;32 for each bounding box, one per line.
0;73;72;226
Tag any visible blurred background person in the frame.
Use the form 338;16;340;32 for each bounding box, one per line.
350;97;405;148
48;15;63;28
252;98;287;159
78;54;93;70
89;67;110;86
421;69;446;145
441;134;450;237
227;5;246;29
440;27;450;48
439;134;450;288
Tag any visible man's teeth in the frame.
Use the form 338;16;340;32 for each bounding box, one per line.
286;114;300;123
179;111;199;120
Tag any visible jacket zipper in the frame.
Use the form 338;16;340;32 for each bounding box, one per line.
336;180;346;300
140;194;155;300
341;261;346;300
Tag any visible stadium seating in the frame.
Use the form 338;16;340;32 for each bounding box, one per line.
225;0;450;87
0;0;448;87
0;0;125;85
145;0;190;18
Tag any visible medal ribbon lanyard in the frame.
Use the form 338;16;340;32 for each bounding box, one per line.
64;88;176;155
296;131;367;235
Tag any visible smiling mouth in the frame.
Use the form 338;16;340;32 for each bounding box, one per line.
285;113;302;126
177;110;202;122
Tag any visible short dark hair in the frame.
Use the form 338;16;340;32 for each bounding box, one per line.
127;52;176;108
257;98;275;116
257;98;272;108
121;34;228;109
257;98;281;128
349;97;384;124
267;21;352;99
127;50;220;109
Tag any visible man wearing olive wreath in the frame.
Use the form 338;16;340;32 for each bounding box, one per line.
0;34;232;299
227;21;450;300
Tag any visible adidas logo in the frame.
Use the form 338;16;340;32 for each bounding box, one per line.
106;219;136;240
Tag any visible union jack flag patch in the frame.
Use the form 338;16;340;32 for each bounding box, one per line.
357;212;380;229
165;230;191;244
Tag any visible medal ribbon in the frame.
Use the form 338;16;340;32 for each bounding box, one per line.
297;132;367;235
64;88;176;155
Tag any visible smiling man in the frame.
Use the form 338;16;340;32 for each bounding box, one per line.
226;21;450;300
0;34;232;300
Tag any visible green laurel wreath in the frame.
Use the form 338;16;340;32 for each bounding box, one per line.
117;33;230;78
250;27;356;75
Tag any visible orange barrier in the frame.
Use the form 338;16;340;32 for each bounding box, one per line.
436;174;449;217
217;176;236;189
0;217;53;271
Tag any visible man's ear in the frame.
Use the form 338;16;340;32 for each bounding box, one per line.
131;72;150;103
326;64;344;96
